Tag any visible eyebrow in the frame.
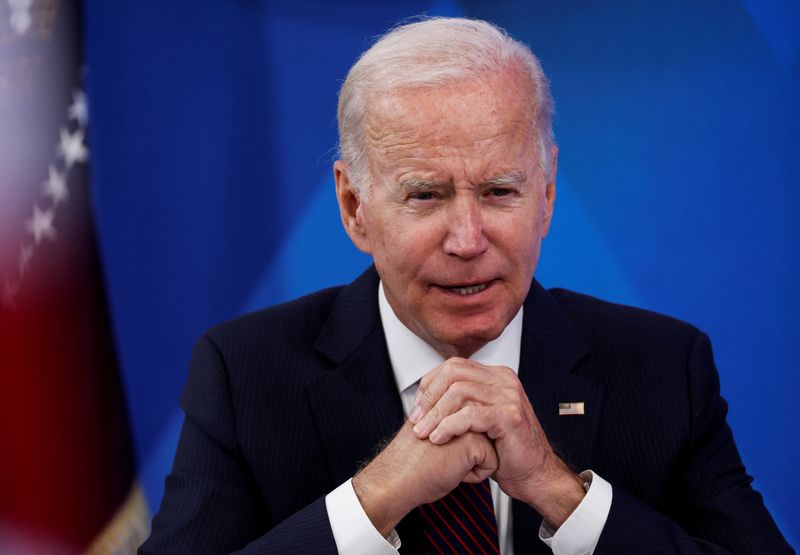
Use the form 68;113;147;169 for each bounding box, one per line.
396;170;527;191
484;170;527;187
397;176;446;192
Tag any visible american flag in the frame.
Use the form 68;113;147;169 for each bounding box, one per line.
0;1;146;553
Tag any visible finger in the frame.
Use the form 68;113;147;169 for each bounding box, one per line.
410;358;466;421
413;380;517;438
412;358;498;421
463;462;496;483
462;433;498;482
413;381;484;437
429;405;492;444
429;405;517;444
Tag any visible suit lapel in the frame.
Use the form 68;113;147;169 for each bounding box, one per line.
306;266;424;552
513;280;605;553
307;266;403;483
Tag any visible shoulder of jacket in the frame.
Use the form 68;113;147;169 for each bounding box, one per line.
546;287;703;344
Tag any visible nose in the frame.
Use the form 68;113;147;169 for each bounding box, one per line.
442;196;489;259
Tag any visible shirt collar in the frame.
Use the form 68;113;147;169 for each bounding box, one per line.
378;281;523;394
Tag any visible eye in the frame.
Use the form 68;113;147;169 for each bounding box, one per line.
488;188;513;198
410;191;436;201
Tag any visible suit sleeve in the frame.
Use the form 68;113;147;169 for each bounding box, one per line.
595;332;794;554
139;334;338;555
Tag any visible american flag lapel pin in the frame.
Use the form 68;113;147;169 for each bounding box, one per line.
558;402;585;416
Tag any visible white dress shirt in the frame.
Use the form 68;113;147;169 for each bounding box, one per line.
325;282;612;554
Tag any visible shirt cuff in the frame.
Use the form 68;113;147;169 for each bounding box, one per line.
325;478;401;554
538;470;613;555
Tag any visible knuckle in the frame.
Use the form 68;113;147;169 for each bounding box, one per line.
504;405;524;427
449;381;470;400
419;386;436;405
444;357;469;376
462;404;479;420
441;362;456;380
456;405;473;423
418;374;432;392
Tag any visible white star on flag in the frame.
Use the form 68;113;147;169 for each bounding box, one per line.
26;205;57;244
58;126;89;168
8;0;32;36
43;164;69;204
19;244;34;277
68;90;89;127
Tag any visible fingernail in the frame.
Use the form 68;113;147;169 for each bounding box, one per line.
413;421;425;435
409;406;422;422
429;429;442;443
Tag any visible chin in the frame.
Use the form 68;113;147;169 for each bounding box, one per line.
439;325;505;357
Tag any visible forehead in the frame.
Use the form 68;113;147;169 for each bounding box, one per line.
362;67;538;180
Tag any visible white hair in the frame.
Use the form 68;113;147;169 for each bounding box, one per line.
337;16;555;197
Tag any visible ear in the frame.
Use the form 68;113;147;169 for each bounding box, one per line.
334;160;372;254
541;145;558;237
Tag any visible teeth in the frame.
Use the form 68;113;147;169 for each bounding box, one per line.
450;283;487;296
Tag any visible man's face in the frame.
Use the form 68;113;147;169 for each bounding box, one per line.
335;67;556;358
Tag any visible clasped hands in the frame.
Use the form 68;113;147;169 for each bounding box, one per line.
353;358;586;537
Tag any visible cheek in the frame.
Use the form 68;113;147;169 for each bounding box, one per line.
499;216;543;271
390;232;452;296
371;221;427;272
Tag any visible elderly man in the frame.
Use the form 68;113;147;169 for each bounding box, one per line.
141;17;791;555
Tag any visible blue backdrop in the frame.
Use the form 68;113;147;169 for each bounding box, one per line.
83;1;799;546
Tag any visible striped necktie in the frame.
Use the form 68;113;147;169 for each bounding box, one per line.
419;479;500;554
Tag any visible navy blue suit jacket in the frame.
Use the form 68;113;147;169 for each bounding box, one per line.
141;266;792;554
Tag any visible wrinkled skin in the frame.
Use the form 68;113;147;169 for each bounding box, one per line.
336;65;583;535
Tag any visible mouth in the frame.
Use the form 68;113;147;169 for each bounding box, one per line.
435;280;495;297
448;283;488;296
